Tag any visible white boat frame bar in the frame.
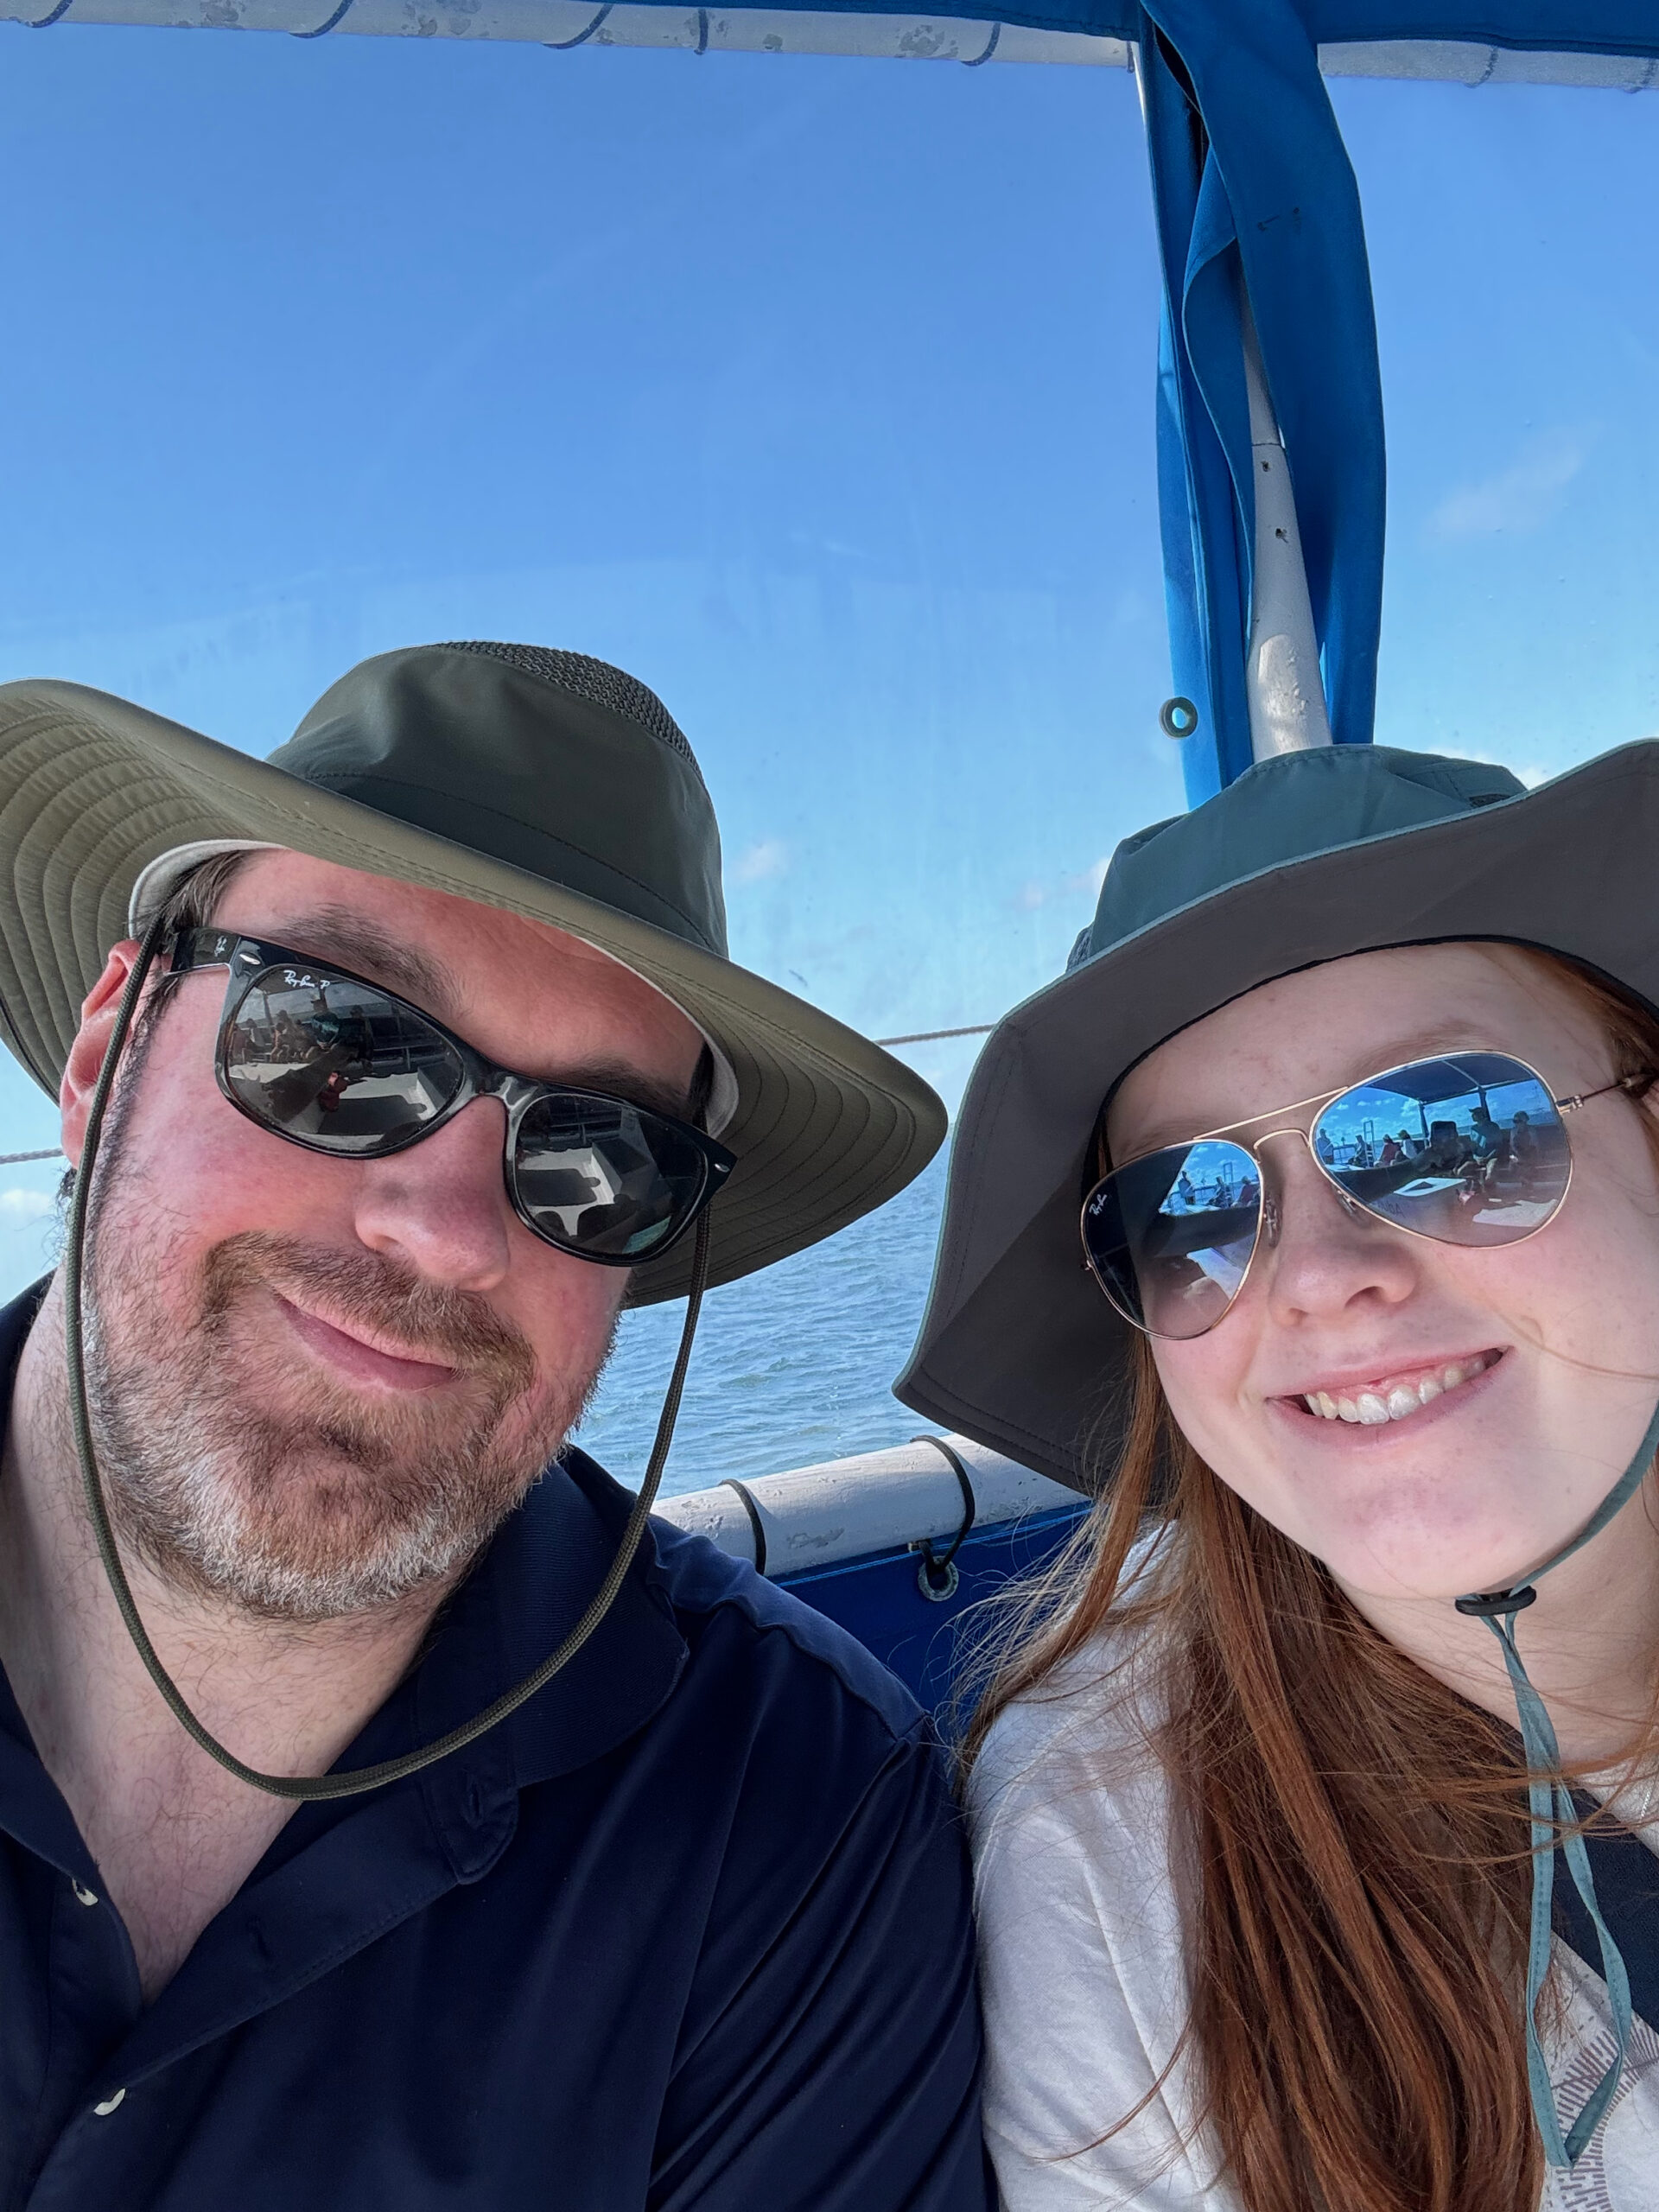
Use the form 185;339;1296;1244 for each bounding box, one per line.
653;1432;1083;1577
2;0;1656;91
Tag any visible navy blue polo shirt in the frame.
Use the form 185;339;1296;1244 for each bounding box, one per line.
0;1288;989;2210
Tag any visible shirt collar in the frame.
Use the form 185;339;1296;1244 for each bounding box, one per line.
414;1444;689;1799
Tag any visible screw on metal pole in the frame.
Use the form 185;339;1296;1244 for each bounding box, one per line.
1159;697;1199;740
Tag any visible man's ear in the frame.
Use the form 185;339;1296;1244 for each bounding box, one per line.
60;940;146;1170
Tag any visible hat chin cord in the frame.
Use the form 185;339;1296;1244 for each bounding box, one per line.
1452;1394;1659;2167
61;910;710;1803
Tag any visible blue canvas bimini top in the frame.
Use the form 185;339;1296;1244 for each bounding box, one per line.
0;1288;988;2212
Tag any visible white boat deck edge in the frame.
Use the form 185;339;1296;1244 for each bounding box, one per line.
652;1433;1084;1578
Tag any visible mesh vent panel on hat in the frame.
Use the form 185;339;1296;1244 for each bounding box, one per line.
434;642;702;780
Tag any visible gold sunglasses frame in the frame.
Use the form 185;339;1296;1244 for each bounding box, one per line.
1079;1047;1647;1341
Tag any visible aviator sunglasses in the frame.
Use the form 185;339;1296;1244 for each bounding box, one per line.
169;928;736;1265
1081;1049;1652;1341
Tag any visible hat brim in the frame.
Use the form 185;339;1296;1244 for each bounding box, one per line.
0;678;944;1305
897;740;1659;1491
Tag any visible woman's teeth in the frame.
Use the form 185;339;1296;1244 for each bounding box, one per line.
1301;1351;1498;1427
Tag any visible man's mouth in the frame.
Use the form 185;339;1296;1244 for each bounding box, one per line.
1295;1349;1503;1428
275;1294;461;1391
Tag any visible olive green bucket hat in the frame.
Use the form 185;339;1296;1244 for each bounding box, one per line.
0;642;944;1300
896;738;1659;1492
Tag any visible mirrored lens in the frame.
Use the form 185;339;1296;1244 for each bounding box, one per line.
1313;1054;1568;1247
223;966;466;1152
1084;1137;1263;1338
512;1094;709;1261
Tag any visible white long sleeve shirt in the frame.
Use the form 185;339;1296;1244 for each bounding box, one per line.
969;1638;1659;2211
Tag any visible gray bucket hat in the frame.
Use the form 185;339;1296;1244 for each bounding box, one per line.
0;641;945;1303
896;739;1659;1491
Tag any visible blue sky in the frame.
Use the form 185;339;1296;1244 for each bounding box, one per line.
0;29;1656;1306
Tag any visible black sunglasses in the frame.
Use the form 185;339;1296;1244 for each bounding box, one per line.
1082;1048;1649;1341
168;928;735;1266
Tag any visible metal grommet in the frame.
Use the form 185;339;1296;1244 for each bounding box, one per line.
1159;696;1198;739
909;1436;976;1607
917;1555;960;1604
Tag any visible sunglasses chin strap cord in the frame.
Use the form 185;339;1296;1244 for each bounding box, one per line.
64;916;713;1802
1453;1391;1659;2168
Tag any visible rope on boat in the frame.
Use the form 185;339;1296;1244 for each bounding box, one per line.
292;0;357;34
875;1025;994;1046
911;1434;977;1602
721;1479;768;1575
544;3;613;50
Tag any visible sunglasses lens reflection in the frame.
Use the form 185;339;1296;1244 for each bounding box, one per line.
223;969;466;1152
224;966;713;1262
1085;1053;1573;1338
512;1096;709;1261
1314;1055;1568;1247
1084;1138;1262;1338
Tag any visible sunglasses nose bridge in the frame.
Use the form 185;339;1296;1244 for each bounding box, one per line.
1249;1126;1376;1249
1243;1125;1313;1239
492;1071;537;1128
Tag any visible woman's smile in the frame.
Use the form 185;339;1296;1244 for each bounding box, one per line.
1283;1346;1505;1427
1112;942;1659;1601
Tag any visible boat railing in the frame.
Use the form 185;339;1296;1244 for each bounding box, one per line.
653;1432;1082;1579
654;1434;1089;1708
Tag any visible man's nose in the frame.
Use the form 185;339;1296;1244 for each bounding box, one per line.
351;1099;513;1291
1255;1135;1419;1323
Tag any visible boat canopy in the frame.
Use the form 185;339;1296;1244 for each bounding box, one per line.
8;0;1657;804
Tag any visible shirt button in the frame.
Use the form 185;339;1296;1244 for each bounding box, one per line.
92;2089;125;2117
71;1879;99;1907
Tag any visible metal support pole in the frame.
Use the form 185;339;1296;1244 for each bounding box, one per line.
1240;293;1332;760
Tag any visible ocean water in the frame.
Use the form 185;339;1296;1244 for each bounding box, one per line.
577;1150;951;1497
0;1144;953;1503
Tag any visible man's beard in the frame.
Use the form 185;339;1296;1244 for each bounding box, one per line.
79;1127;604;1623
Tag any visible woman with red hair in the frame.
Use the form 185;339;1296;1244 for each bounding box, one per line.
900;740;1659;2210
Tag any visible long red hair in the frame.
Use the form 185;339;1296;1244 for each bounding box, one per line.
964;950;1659;2212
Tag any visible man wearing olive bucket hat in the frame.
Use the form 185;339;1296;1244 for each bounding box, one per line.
0;645;987;2209
900;742;1659;2206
